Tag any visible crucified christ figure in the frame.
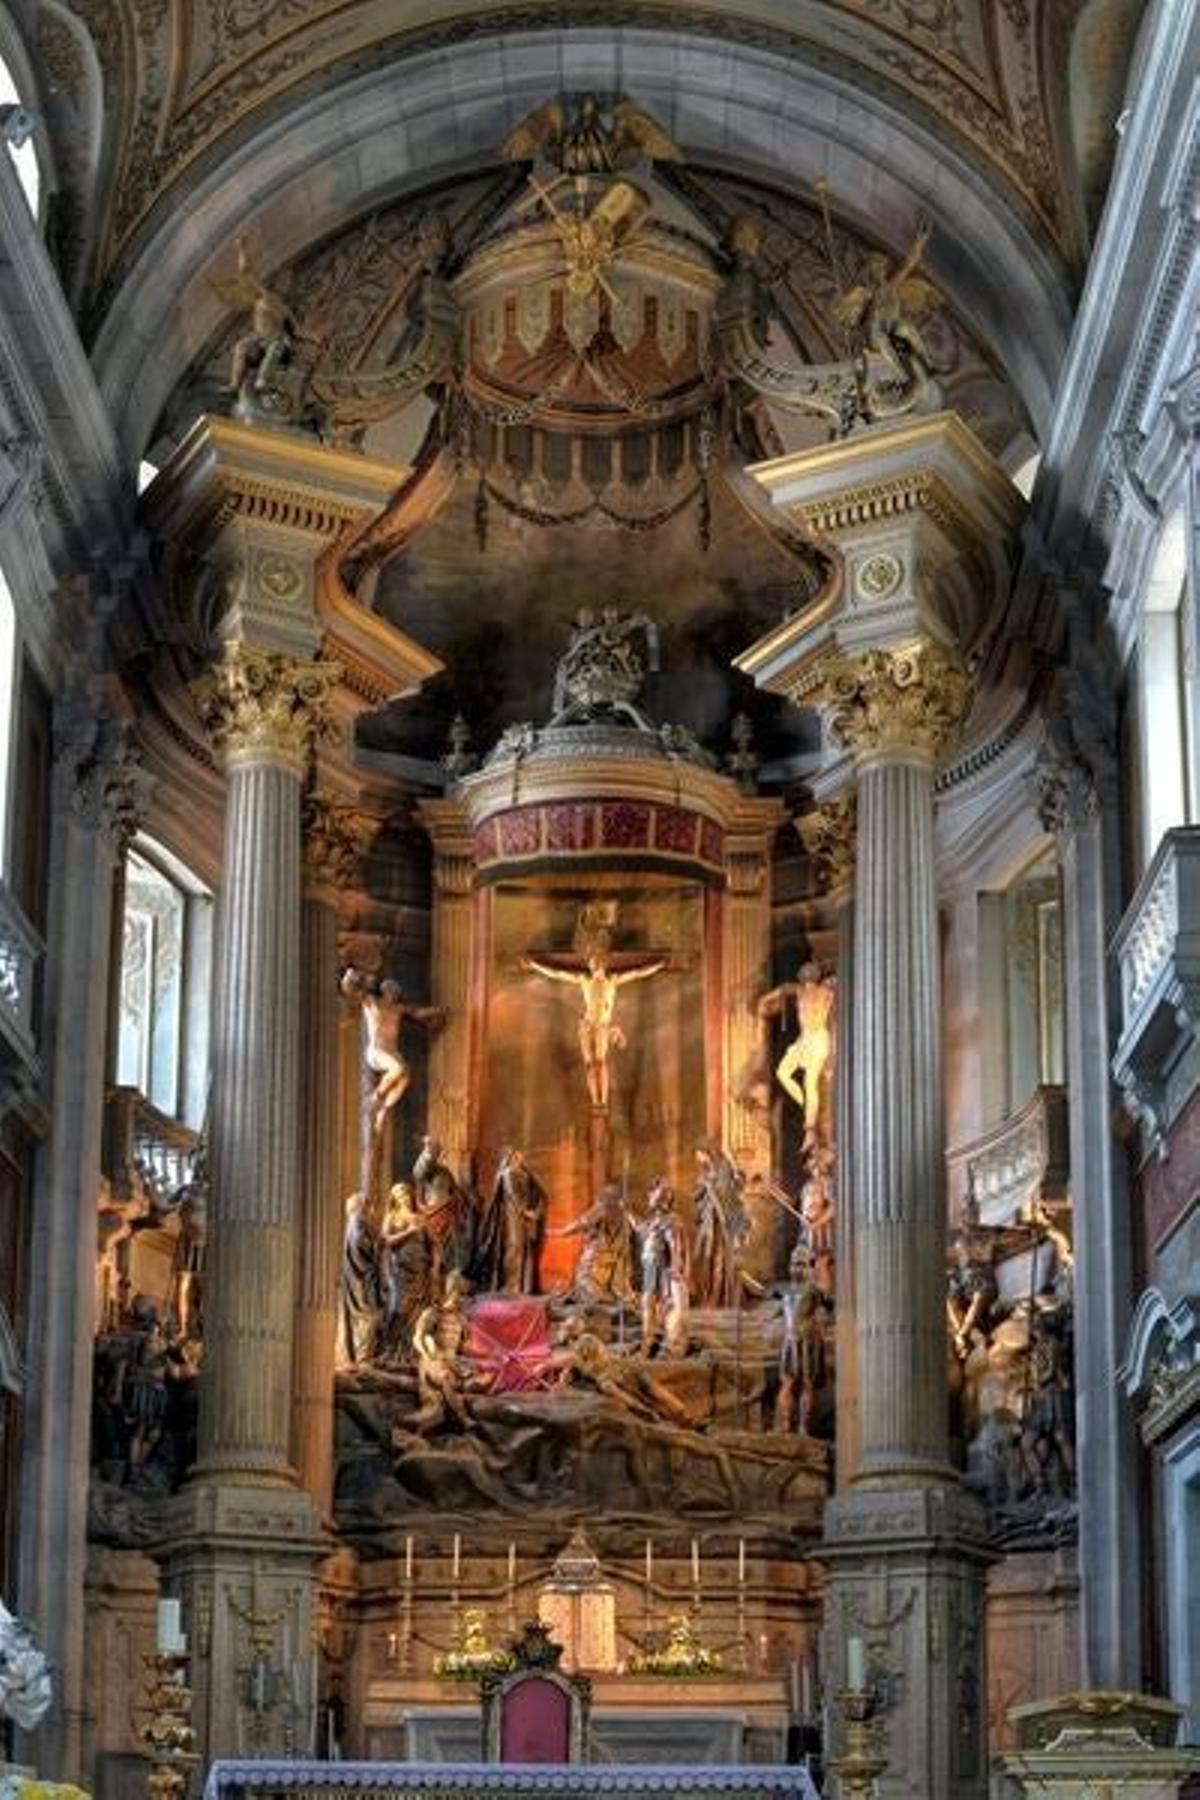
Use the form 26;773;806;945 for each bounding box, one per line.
341;969;446;1136
521;948;667;1110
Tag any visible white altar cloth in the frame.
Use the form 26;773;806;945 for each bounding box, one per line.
204;1762;820;1800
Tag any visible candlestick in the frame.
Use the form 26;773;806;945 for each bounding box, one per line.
645;1539;653;1588
829;1687;886;1798
142;1649;197;1800
847;1635;866;1690
404;1535;414;1582
156;1598;185;1656
737;1538;746;1586
691;1537;700;1589
452;1533;461;1583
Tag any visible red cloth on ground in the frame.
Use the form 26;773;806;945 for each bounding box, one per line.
467;1296;553;1392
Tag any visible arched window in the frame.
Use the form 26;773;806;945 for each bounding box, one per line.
114;837;212;1127
0;49;39;216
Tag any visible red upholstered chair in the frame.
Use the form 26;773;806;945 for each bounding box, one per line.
481;1621;591;1763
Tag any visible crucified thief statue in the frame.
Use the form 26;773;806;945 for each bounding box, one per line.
341;969;446;1135
522;946;667;1110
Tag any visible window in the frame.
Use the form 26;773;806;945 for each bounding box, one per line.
1137;506;1195;868
0;52;38;216
114;840;212;1126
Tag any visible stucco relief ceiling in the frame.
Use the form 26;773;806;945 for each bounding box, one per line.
47;0;1089;312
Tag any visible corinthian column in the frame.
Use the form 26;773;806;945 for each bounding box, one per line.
736;413;1022;1799
293;792;365;1511
820;646;972;1481
190;644;339;1479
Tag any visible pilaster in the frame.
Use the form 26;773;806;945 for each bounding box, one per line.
418;803;477;1173
1033;719;1144;1690
294;794;368;1514
18;699;149;1782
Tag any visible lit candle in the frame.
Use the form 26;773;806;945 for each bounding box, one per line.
737;1538;746;1586
452;1533;461;1583
404;1535;414;1582
691;1537;700;1588
847;1635;866;1690
156;1598;185;1656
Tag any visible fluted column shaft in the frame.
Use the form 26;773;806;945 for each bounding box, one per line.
192;645;339;1480
816;643;972;1487
200;757;302;1474
852;751;948;1481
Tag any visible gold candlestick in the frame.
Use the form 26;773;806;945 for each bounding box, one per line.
828;1687;886;1798
142;1652;198;1800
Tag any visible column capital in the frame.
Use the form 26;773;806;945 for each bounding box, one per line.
300;790;371;896
798;792;857;896
809;643;973;766
192;643;340;774
55;695;155;851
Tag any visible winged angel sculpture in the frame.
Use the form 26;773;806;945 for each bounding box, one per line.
716;211;945;431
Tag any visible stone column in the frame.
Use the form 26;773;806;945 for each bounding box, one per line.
160;647;335;1765
17;704;148;1783
1035;728;1144;1690
293;793;364;1514
189;645;338;1480
735;416;1022;1800
822;647;970;1482
815;644;992;1799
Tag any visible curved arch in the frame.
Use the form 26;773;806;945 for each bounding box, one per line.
1119;1286;1200;1398
91;26;1073;464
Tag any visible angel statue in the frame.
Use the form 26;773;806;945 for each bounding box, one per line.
831;217;942;417
502;92;682;175
210;236;298;404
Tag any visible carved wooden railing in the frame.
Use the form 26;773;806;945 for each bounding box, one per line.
946;1084;1069;1225
103;1085;202;1208
1112;825;1200;1154
0;876;42;1113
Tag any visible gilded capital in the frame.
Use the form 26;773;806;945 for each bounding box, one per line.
191;643;341;772
812;643;972;764
799;793;857;896
301;791;372;894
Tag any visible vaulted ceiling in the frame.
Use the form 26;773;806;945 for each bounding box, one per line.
29;0;1145;461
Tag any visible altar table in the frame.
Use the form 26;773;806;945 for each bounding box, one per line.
204;1764;820;1800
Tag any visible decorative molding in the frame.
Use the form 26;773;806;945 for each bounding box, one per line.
797;793;856;896
301;791;372;895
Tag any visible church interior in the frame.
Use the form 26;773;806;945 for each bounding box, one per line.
0;2;1197;1796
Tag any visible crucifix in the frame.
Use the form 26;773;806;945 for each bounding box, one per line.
522;920;669;1112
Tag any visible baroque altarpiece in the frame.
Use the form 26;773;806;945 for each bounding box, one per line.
79;94;1077;1797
